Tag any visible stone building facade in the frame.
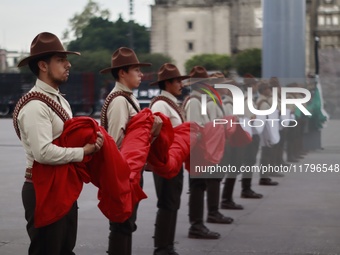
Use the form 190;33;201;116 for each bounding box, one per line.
150;0;340;75
151;0;232;73
316;0;340;48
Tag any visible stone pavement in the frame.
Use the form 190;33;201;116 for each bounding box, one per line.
1;118;340;255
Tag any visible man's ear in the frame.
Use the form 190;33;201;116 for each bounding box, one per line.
118;68;127;79
37;60;48;73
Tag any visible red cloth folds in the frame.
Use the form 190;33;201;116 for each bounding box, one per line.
201;122;226;164
147;113;201;179
185;116;251;174
225;116;252;147
147;112;174;168
185;117;238;173
32;109;153;228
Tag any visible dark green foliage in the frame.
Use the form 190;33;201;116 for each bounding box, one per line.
185;54;232;74
233;48;262;77
67;17;150;54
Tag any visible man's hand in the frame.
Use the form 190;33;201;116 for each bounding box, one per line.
151;115;163;137
83;131;104;155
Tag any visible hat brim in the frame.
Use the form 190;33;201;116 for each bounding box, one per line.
149;75;191;86
183;77;232;87
209;77;233;85
17;50;80;67
99;62;152;74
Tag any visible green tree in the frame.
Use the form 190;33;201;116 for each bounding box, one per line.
67;51;172;74
184;54;232;74
233;48;262;77
67;16;150;54
67;49;111;73
138;53;173;73
63;0;110;41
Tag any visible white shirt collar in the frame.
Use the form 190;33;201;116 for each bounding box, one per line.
160;90;178;103
113;81;133;93
35;79;61;96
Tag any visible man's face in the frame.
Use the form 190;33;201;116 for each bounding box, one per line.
120;65;143;89
263;87;272;97
44;54;71;87
166;78;183;97
252;83;258;93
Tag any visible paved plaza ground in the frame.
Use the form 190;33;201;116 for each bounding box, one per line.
1;118;340;255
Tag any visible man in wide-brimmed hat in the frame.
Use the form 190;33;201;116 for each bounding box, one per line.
239;74;264;198
257;80;280;186
206;74;249;210
148;63;189;254
268;77;288;175
100;47;162;255
183;66;233;241
15;32;104;255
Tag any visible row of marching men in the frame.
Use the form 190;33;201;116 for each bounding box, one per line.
147;63;309;254
15;31;308;255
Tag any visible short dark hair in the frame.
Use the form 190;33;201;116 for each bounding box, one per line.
158;78;174;91
111;66;130;80
28;54;54;77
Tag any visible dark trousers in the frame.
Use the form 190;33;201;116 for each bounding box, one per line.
206;178;222;213
153;167;183;250
189;178;205;226
189;177;221;226
296;118;306;154
108;174;144;255
153;167;183;211
274;129;286;165
243;135;260;168
22;182;78;255
287;122;299;160
260;146;275;178
221;145;245;202
242;135;260;190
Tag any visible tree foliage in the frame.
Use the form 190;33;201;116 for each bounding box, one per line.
138;53;173;74
233;48;262;77
67;49;111;73
63;0;110;41
185;54;232;74
67;51;172;74
67;16;150;54
54;0;170;74
63;0;154;73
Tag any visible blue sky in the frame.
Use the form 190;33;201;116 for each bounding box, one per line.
0;0;153;52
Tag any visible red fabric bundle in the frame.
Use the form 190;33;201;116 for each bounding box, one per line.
32;109;153;228
226;116;252;147
147;113;199;179
185;116;242;174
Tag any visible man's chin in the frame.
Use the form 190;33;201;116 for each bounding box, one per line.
57;78;68;86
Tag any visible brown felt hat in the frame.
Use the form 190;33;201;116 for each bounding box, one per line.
17;32;80;67
100;47;151;74
209;72;234;85
269;76;281;88
149;63;190;86
183;66;214;86
243;73;259;87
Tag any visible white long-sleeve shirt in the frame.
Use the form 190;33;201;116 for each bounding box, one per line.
150;90;182;127
17;79;84;168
